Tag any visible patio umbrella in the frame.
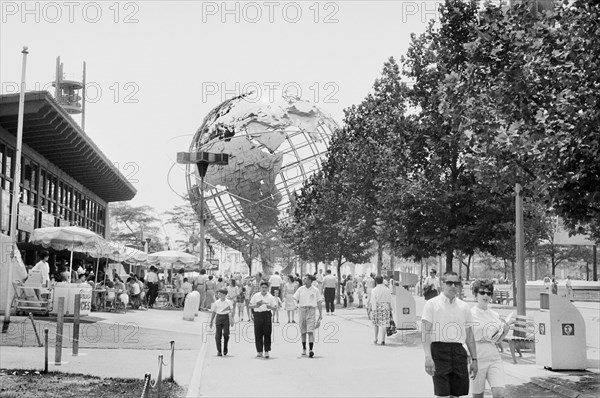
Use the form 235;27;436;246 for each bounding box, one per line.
29;226;107;282
147;250;199;284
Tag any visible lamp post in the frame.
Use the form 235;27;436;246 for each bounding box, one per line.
3;46;28;331
177;151;228;271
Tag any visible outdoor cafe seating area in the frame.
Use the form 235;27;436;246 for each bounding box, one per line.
9;226;201;317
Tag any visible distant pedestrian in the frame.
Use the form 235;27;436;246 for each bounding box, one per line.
345;275;355;309
293;274;323;358
551;276;558;295
365;273;376;303
283;275;298;323
209;289;234;356
146;266;159;308
566;276;574;301
322;269;337;315
205;275;217;308
356;278;365;308
268;271;283;298
470;280;510;398
195;269;208;310
367;276;392;345
249;281;277;358
226;279;240;321
423;269;440;300
422;272;477;398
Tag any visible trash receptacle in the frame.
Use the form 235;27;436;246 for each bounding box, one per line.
535;293;587;370
183;291;200;321
394;285;417;330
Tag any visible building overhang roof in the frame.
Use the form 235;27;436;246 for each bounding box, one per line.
0;91;136;202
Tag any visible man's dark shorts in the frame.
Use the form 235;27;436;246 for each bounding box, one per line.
431;342;469;397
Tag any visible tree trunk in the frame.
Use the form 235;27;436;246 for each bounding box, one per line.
419;259;424;297
445;248;454;273
551;244;556;276
336;256;343;304
377;243;384;276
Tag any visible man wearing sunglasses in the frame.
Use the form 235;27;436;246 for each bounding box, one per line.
422;272;478;397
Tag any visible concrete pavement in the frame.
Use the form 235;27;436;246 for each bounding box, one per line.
1;295;599;397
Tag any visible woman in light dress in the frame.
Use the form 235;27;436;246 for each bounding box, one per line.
367;276;392;345
283;275;298;323
470;279;510;398
205;275;217;309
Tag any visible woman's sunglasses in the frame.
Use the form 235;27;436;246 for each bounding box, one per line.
444;281;462;287
478;291;493;296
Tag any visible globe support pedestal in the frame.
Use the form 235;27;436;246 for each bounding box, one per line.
177;151;229;271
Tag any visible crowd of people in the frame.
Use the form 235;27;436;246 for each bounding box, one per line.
29;249;572;397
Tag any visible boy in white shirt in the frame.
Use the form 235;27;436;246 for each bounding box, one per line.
209;289;234;356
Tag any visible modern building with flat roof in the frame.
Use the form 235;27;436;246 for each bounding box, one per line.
0;91;136;265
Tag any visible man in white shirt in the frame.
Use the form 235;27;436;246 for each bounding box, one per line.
249;281;277;358
424;269;441;300
209;289;235;356
293;274;323;358
316;269;324;290
268;271;283;298
29;250;50;286
195;269;209;310
422;272;477;397
322;269;338;315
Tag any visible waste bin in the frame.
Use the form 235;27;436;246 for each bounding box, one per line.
535;293;587;370
183;291;200;321
394;285;417;330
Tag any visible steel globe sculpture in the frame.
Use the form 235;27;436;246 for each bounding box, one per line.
185;92;338;274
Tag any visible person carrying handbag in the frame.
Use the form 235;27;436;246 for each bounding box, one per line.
367;276;393;345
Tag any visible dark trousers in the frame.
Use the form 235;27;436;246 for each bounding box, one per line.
147;283;159;306
324;288;336;313
253;311;272;353
215;314;230;353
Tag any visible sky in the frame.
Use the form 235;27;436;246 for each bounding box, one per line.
0;0;441;244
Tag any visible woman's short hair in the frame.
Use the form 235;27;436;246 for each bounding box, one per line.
288;275;295;282
375;276;384;284
472;279;494;295
39;250;49;259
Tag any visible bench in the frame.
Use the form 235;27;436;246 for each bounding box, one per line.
499;315;535;364
492;290;511;305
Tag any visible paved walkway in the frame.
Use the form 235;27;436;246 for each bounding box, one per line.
1;296;599;397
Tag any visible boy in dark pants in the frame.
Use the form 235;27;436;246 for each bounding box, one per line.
209;289;234;356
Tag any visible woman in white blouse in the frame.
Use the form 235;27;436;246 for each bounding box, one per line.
470;280;510;398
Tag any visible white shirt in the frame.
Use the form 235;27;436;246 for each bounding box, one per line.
130;282;141;295
424;275;441;289
146;272;159;283
211;299;234;315
30;260;50;285
249;292;276;312
268;274;283;287
422;293;473;344
471;306;502;343
293;285;322;307
368;284;392;310
322;274;337;289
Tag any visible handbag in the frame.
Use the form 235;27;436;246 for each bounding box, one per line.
386;319;397;336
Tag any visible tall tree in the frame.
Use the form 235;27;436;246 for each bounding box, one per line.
441;0;600;231
109;202;163;252
392;0;516;272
